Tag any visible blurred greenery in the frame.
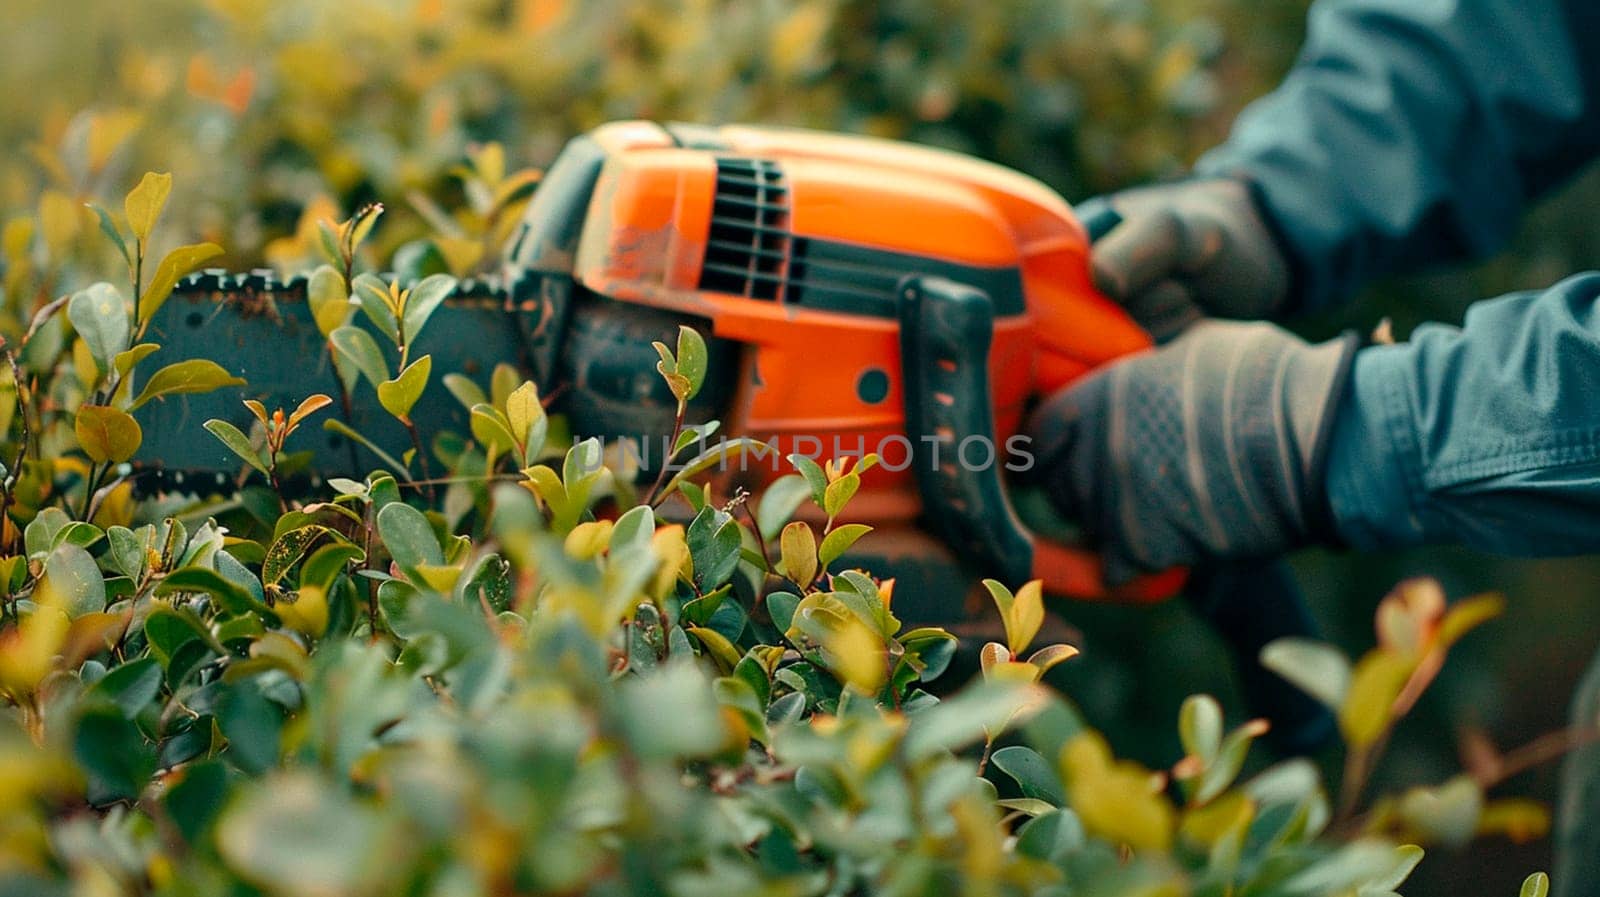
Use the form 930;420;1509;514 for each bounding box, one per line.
3;0;1597;894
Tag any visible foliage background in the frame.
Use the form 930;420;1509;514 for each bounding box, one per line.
4;0;1598;893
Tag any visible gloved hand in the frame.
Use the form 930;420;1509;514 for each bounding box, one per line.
1078;178;1291;341
1024;319;1359;585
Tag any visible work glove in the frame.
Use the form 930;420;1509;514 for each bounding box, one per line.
1078;178;1291;341
1024;319;1359;585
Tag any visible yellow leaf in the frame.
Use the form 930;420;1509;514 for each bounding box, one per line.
472;142;506;187
778;521;818;586
140;242;225;324
74;404;143;464
414;564;462;595
87;110;142;174
1180;792;1255;848
1060;732;1175;852
822;616;886;694
649;525;690;599
687;626;741;671
39;190;81;255
124;171;173;244
1477;798;1551;844
1027;643;1080;675
565;520;613;561
1437;593;1506;649
1008;579;1045;655
505;381;542;447
433;236;484;277
277;586;329;639
2;216;34;263
986;661;1043;684
1339;649;1414;748
770;0;834;78
0;586;71;698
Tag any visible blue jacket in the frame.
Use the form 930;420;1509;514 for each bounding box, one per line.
1195;0;1600;554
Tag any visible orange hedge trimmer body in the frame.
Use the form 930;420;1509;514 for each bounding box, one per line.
507;121;1176;602
145;120;1179;602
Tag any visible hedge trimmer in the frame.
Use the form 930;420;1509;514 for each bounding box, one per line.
133;120;1333;749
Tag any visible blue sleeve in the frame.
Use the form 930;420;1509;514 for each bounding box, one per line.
1196;0;1600;312
1325;274;1600;555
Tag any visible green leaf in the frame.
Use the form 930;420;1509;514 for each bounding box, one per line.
351;273;399;342
217;773;385;896
329;326;390;388
39;543;106;618
1522;873;1551;897
377;502;444;573
75;404;142;463
377;354;431;422
756;474;811;540
818;523;872;569
610;505;656;553
143;605;217;669
130;359;245;410
74;705;155;802
163;760;228;843
307;265;351;337
1015;810;1086;864
655;438;773;502
216;679;283;775
124;171;171;243
1178;694;1223;766
262;525;336;587
1281;842;1408;894
156;567;270;616
675;325;708;400
992;745;1065;806
300;542;365;591
322;419;413;481
767;591;801;635
204;420;268;475
400;273;456;343
1195;719;1268;804
1361;844;1426;896
140;242;224;323
87;657;162;718
1261;638;1352;710
67;282;129;373
112;342;159;378
789;454;828;505
106;525;146;579
904;680;1044;760
823;474;860;519
443;373;487;410
317;220;342;267
1397;775;1483;849
469;403;517;455
86;203;131;267
686;507;742;590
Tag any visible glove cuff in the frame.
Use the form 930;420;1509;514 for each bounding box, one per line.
1295;329;1363;547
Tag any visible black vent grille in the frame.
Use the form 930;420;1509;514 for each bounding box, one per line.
699;158;790;300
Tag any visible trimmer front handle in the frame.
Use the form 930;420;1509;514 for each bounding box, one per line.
896;275;1182;603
